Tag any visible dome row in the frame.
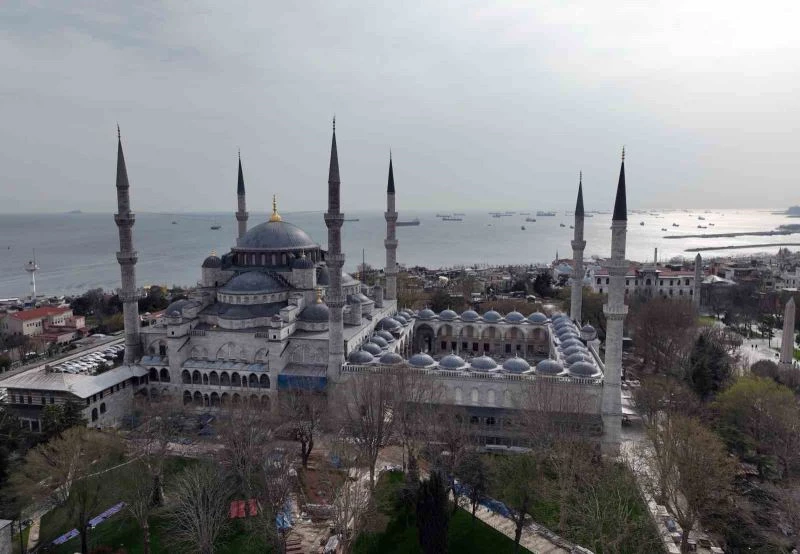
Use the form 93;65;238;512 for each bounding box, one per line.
416;309;548;324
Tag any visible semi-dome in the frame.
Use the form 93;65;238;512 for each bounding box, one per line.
221;272;287;294
348;350;374;364
439;309;458;321
239;220;319;251
362;342;382;356
536;359;565;375
461;310;480;321
316;266;330;286
409;353;436;368
370;336;389;348
376;317;401;331
165;299;197;317
379;352;404;365
568;361;600;378
528;312;548;324
418;309;436;320
470;355;498;371
439;354;467;370
291;254;315;270
202;254;222;269
505;311;525;323
483;310;502;322
502;357;531;373
299;302;330;322
376;330;396;343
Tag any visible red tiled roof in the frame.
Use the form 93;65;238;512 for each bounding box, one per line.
9;307;71;321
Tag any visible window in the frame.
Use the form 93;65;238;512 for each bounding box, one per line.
505;344;511;354
626;279;629;285
660;280;664;286
483;343;489;352
441;341;447;351
462;342;468;350
596;277;601;284
27;395;32;404
451;341;456;351
685;279;690;286
606;278;610;285
50;396;54;404
100;402;106;414
486;417;496;426
599;288;603;294
472;342;478;352
40;397;45;405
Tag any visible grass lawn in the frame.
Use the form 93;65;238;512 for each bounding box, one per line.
698;315;718;327
353;471;523;554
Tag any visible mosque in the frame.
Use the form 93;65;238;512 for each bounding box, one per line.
113;123;628;455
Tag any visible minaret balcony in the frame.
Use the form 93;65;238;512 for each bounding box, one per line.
114;213;136;226
116;251;139;265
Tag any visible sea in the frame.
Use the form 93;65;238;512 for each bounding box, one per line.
0;209;796;299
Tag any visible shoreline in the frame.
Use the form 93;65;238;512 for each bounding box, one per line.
685;243;800;252
665;230;799;240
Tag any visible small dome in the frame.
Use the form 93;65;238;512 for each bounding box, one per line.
528;312;548;324
439;354;467;370
221;271;287;294
202;254;222;269
461;310;480;322
418;309;436;320
376;330;396;343
165;299;196;317
393;314;408;325
581;324;598;340
376;317;401;331
362;342;382;356
562;344;586;356
502;357;531;373
505;311;525;323
554;320;572;331
566;352;591;365
536;359;565;375
300;302;330;322
568;361;600;378
439;309;458;321
551;312;567;321
379;352;404;365
483;310;502;322
292;254;315;270
348;350;374;364
560;338;583;350
409;353;436;368
558;329;580;339
316;266;330;286
370;336;389;348
400;309;414;318
470;355;498;371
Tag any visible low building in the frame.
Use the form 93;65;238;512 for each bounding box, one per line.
0;306;85;344
590;263;698;299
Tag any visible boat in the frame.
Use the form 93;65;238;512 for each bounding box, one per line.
537;211;556;217
171;221;177;225
442;217;463;221
210;224;221;230
559;223;566;227
569;225;574;229
661;228;667;231
697;225;707;229
397;218;420;227
519;212;531;215
521;226;526;230
525;217;537;222
344;218;360;222
672;223;679;227
453;212;465;216
698;216;705;220
435;213;450;218
640;222;645;226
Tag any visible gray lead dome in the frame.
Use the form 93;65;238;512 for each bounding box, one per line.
239;220;319;251
221;271;287;294
348;350;374;364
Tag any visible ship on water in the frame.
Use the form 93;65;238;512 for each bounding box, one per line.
396;218;420;226
442;216;463;221
525;217;537;222
537;210;556;216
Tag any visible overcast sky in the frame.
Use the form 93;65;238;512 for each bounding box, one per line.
1;1;798;213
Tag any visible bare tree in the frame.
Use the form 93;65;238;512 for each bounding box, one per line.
336;371;396;489
431;405;474;513
491;452;542;553
168;461;232;554
329;434;370;553
120;459;157;554
218;403;275;498
392;367;445;471
628;297;696;375
12;427;125;554
640;415;735;553
278;383;328;468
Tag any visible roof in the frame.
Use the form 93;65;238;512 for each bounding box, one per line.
387;155;395;194
575;174;584;217
220;271;289;294
238;220;319;251
612;158;627;221
2;364;147;399
237;156;245;195
10;306;71;321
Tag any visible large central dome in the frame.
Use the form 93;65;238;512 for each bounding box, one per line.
239;220;319;251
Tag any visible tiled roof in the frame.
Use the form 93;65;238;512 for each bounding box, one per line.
9;307;71;321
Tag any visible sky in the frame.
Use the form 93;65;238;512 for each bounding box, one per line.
1;1;798;213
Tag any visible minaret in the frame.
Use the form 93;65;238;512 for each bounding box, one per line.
780;297;796;366
570;172;586;323
601;148;628;456
24;251;39;302
693;253;702;310
384;153;398;301
235;151;248;244
325;119;346;376
114;127;141;365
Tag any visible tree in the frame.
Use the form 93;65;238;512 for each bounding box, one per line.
631;375;700;430
628;297;696;374
12;427;124;554
492;453;542;553
121;460;158;554
429;288;452;313
532;271;554;298
337;371;396;489
714;377;800;479
392;367;444;472
686;329;734;400
279;385;327;468
329;434;370;553
41;399;87;438
168;462;232;554
640;416;735;553
416;471;450;554
219;403;275;499
456;451;488;521
431;406;474;513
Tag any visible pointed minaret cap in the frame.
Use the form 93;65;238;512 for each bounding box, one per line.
387;151;395;194
612;147;627;221
116;124;129;189
237;150;245;195
575;171;584;217
328;117;340;185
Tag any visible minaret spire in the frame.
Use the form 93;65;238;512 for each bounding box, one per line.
384;152;398;301
325;119;345;376
235;151;248;244
570;171;586;323
602;148;629;455
114;127;141;365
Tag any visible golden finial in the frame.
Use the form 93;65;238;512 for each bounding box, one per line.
211;248;217;257
315;287;323;303
269;194;282;222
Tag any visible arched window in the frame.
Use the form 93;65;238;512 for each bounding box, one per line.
454;387;463;403
249;374;258;388
149;368;159;382
91;408;98;422
231;373;241;387
100;402;106;414
471;388;479;404
232;393;241;405
210;371;219;386
203;373;209;385
261;395;271;409
487;390;496;405
220;372;230;386
181;370;191;384
260;374;270;389
221;392;230;405
183;391;192;405
210;393;220;407
193;391;203;405
160;368;170;382
192;370;201;385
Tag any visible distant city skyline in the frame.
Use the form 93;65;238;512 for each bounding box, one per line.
1;2;799;213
